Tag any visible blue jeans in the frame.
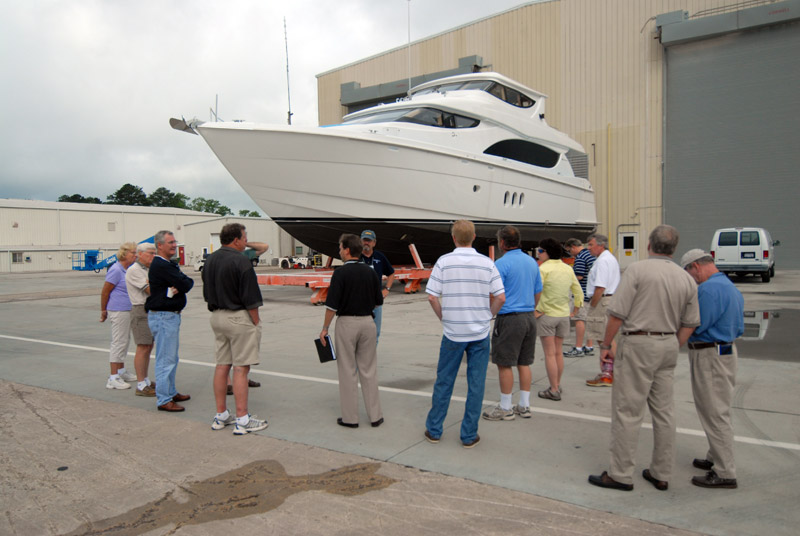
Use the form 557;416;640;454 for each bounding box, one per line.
373;305;383;344
148;311;181;406
425;335;490;444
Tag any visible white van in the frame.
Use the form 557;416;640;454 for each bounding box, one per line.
710;227;779;282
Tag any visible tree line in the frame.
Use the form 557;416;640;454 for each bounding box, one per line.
58;184;261;217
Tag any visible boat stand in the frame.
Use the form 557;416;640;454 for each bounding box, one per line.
256;244;432;305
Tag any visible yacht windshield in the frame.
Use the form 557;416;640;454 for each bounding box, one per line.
484;139;560;168
409;79;535;108
342;107;479;129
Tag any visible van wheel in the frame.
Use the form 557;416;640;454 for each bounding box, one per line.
280;259;290;269
770;265;775;277
761;271;771;283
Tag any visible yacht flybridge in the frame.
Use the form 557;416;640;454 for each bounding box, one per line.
171;72;597;264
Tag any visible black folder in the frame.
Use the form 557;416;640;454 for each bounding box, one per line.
314;335;336;363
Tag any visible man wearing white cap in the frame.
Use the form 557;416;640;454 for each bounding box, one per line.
360;230;395;344
680;248;744;489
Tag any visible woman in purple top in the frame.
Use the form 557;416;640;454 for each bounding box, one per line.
100;242;137;390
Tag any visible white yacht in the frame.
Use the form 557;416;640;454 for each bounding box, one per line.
173;72;597;264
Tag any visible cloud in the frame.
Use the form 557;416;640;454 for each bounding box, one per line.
0;0;527;212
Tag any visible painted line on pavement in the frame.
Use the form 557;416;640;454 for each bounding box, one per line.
3;333;799;452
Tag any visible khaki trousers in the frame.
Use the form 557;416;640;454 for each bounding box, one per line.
609;334;678;485
334;316;382;424
689;345;737;479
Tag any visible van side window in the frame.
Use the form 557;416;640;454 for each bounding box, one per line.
740;231;760;246
718;232;738;246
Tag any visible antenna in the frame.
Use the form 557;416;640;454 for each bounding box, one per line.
284;17;293;125
407;0;411;93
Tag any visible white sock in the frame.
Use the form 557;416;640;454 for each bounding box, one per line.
519;390;531;407
499;393;513;410
236;414;250;426
118;367;127;375
145;377;152;386
137;381;147;390
216;410;230;420
109;374;120;381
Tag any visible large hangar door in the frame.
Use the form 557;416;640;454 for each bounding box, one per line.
662;18;800;268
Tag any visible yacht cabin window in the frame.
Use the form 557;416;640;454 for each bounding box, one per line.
409;80;535;108
484;139;560;168
342;107;479;129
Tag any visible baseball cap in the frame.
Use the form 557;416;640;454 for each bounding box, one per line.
361;230;376;240
680;248;710;269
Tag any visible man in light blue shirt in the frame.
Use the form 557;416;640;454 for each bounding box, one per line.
681;248;744;489
483;226;542;421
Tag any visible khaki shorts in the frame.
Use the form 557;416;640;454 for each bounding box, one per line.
586;296;612;341
537;314;570;338
130;305;153;345
210;309;262;367
574;303;590;322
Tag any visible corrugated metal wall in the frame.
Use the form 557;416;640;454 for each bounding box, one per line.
316;0;768;258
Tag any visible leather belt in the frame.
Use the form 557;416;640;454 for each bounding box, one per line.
688;341;731;350
498;311;533;316
624;331;675;336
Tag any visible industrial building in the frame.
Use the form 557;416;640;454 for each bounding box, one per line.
0;199;306;273
316;0;799;268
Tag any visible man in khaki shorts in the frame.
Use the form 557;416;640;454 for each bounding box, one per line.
125;242;157;396
202;223;268;435
583;234;620;387
588;225;699;492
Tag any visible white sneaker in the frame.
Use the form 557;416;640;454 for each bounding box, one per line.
106;377;131;390
482;404;515;421
119;370;137;382
233;415;268;435
513;404;532;418
211;414;236;430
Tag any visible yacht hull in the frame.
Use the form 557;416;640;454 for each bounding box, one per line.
198;123;597;264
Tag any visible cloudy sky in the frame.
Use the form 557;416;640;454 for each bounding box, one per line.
1;0;529;214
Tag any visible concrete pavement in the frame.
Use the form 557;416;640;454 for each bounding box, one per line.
1;267;798;535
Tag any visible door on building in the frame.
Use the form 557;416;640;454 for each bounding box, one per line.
618;232;638;270
178;246;185;266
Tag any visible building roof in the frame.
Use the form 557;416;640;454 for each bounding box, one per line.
0;198;218;217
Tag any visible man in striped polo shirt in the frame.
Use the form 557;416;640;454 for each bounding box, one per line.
424;220;506;448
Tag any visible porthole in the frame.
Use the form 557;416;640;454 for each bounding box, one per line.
473;185;480;193
504;191;510;205
511;192;517;205
519;193;525;207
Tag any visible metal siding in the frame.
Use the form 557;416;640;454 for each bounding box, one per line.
664;20;800;268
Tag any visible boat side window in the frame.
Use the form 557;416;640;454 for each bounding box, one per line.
718;232;738;246
740;231;760;246
396;108;479;129
486;83;535;108
341;109;409;125
437;82;465;93
484;139;560;168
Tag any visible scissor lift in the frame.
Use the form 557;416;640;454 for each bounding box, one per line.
256;244;431;305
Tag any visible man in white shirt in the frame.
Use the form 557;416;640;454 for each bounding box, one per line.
584;234;621;387
424;220;505;448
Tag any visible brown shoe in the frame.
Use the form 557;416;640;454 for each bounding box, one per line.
135;385;156;397
172;393;191;402
226;385;233;396
691;470;737;489
588;471;633;491
158;401;185;412
248;379;261;388
643;469;669;490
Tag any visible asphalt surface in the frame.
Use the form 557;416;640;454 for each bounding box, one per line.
1;267;798;535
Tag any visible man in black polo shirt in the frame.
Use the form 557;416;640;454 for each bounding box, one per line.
319;234;384;428
203;223;268;435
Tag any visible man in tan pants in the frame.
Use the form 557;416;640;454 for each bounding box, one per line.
320;234;384;428
588;225;700;492
681;248;743;489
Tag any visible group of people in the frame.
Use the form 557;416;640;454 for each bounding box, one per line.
101;221;744;491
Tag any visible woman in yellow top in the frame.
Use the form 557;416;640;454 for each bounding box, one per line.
534;238;583;401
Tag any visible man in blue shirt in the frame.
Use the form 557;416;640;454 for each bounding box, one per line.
563;238;595;357
360;230;395;344
681;249;744;489
482;226;542;421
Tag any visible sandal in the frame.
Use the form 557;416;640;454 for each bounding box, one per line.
538;388;562;401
